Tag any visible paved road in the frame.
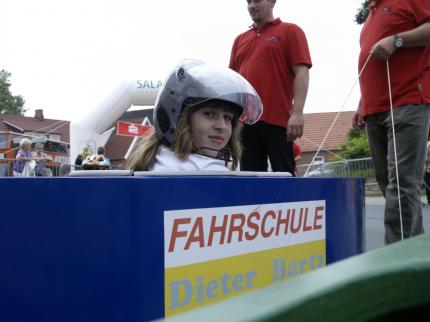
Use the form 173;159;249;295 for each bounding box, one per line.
365;196;430;251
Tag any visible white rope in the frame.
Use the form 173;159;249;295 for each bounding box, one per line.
29;120;70;140
386;60;404;241
304;53;373;176
300;135;346;160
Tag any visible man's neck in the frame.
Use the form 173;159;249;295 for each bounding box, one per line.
254;16;275;30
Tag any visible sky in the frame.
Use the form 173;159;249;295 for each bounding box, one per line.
2;0;364;122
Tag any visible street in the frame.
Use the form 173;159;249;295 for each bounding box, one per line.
365;196;430;251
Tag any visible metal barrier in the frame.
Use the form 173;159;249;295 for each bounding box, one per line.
1;156;378;186
297;157;377;188
0;158;77;177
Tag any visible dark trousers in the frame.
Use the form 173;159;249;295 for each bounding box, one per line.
366;104;430;244
240;121;295;174
424;172;430;203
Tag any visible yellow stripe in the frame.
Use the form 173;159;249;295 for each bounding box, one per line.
165;239;325;316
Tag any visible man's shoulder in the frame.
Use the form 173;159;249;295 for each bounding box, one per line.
276;21;305;33
234;28;253;39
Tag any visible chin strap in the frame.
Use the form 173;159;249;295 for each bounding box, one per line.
196;147;233;164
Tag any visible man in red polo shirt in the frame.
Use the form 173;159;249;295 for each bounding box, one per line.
229;0;312;174
353;0;430;244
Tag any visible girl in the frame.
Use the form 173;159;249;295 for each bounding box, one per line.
127;59;262;171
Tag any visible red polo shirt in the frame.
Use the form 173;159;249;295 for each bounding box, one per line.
359;0;430;116
229;18;312;128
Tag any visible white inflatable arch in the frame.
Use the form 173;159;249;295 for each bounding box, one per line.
70;80;162;164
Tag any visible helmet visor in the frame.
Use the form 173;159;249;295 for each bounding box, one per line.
179;62;263;124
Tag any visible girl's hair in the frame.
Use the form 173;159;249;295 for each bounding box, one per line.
126;100;241;171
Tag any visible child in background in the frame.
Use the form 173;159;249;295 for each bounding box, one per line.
33;143;52;176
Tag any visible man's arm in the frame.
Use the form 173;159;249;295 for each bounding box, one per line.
287;64;309;142
370;22;430;60
228;38;238;71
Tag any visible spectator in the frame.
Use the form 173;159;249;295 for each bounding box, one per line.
82;146;112;170
13;138;34;177
33;143;52;176
293;142;302;174
353;0;430;244
74;153;83;169
229;0;311;174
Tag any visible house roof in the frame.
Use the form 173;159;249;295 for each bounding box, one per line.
105;109;355;161
296;111;355;152
0;113;70;142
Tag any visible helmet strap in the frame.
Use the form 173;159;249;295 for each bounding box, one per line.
195;147;233;165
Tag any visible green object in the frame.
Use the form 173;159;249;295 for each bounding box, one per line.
0;69;26;115
158;235;430;322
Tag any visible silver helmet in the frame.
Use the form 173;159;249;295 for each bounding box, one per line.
153;59;263;145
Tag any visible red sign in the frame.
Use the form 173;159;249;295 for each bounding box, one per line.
116;121;152;137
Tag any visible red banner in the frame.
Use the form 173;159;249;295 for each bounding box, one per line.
116;121;152;137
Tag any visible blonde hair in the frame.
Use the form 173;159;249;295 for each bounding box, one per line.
126;101;242;171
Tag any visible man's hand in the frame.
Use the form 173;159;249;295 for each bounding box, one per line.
288;64;309;143
287;111;304;142
352;112;365;130
353;99;365;130
369;36;396;60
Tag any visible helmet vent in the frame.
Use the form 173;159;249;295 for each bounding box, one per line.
156;107;170;133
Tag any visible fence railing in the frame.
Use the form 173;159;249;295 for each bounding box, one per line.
1;157;378;185
297;157;377;187
0;159;77;177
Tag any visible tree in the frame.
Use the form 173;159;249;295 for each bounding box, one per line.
0;69;26;115
355;0;371;25
337;128;371;160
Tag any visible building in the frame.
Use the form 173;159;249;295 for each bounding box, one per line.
104;109;356;168
0;109;70;143
295;111;356;164
0;109;70;176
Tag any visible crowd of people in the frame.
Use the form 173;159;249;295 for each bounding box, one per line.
75;146;112;170
12;138;52;177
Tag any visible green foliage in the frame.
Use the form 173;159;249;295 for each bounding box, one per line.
347;127;363;140
0;69;26;115
355;0;371;25
331;128;371;161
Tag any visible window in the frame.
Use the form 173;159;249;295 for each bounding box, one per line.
0;135;8;148
48;134;60;141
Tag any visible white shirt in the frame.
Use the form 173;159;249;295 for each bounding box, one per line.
149;146;230;172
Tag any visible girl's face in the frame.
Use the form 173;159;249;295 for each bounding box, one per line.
190;104;234;158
